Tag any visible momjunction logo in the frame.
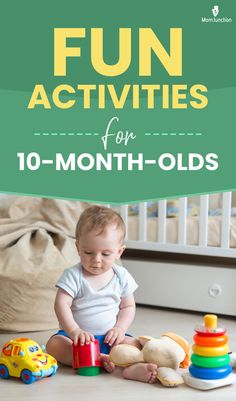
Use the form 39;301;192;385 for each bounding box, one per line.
202;5;232;23
212;5;219;17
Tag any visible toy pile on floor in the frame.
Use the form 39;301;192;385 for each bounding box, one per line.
1;313;236;390
183;314;236;390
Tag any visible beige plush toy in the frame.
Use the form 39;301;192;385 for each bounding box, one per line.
110;332;190;387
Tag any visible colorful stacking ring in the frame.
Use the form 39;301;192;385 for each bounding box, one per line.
191;353;230;368
192;344;229;357
193;334;228;347
195;328;226;337
189;364;232;380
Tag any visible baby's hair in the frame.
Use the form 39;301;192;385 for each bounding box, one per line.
76;205;126;242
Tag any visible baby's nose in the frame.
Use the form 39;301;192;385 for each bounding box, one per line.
93;254;102;263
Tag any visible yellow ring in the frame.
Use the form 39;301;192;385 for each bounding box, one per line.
192;344;229;357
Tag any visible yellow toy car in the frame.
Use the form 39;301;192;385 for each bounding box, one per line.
0;338;58;384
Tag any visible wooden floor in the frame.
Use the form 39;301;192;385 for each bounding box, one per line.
1;306;236;401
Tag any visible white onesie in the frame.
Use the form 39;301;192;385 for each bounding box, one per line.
56;263;138;335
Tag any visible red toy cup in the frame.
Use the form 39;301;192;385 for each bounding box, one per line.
72;339;101;376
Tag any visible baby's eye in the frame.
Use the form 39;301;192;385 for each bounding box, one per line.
102;253;111;257
84;251;92;255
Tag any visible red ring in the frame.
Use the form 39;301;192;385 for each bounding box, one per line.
195;329;226;337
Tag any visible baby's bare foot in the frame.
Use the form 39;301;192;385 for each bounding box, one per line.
100;353;115;373
123;363;158;384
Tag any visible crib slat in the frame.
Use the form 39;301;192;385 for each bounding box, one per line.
158;200;167;243
178;197;187;245
221;192;232;248
199;195;209;246
120;205;129;240
139;202;147;241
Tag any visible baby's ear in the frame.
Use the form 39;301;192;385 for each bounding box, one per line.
118;245;126;257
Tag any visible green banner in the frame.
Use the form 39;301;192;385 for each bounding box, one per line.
1;0;235;203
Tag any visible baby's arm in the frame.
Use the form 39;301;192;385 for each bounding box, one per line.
105;294;136;346
55;288;94;345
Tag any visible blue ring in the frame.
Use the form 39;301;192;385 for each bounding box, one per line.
189;364;232;380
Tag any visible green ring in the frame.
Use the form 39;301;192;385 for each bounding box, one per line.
191;353;230;368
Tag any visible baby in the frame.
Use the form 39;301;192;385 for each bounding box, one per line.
46;205;157;383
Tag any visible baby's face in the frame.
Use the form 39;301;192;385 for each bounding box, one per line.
76;225;125;276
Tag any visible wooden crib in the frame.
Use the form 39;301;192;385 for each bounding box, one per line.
114;192;236;316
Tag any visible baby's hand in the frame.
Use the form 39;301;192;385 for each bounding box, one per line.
104;326;125;347
69;327;94;346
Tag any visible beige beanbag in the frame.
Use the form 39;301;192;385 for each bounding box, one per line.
0;196;86;332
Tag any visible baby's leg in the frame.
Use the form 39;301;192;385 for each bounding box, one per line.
123;363;158;384
121;335;142;349
121;337;158;383
46;334;72;366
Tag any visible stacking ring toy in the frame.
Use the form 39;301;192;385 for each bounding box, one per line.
191;353;230;368
193;334;228;347
192;344;229;357
189;364;232;380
